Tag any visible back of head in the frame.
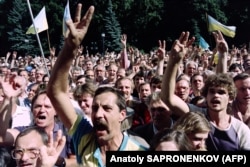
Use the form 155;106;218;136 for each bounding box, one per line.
15;126;48;146
150;128;194;151
173;112;211;135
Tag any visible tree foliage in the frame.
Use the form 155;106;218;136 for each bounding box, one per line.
0;0;250;56
103;0;121;53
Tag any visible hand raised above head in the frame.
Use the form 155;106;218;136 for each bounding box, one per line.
212;30;228;54
65;3;95;50
157;40;166;61
170;31;195;62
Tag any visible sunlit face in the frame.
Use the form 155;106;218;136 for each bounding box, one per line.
117;69;126;79
234;78;250;105
134;77;145;88
14;131;45;167
191;75;204;91
85;70;95;80
28;84;39;101
187;132;209;151
186;63;197;77
85;61;93;70
35;70;45;83
155;141;179;151
116;79;133;101
206;86;229;113
151;83;161;93
91;92;126;144
30;69;36;78
175;80;190;102
139;84;151;102
72;70;81;80
197;67;204;75
43;76;50;85
32;94;56;128
77;93;94;116
107;65;118;80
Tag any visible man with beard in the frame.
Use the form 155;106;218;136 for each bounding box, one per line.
161;31;250;150
47;4;147;167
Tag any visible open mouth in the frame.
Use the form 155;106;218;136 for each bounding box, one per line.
37;115;46;120
211;99;220;104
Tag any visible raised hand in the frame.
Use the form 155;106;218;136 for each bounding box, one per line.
38;130;66;167
170;31;195;62
65;4;95;50
49;47;56;57
121;34;127;49
212;30;228;54
0;75;22;99
157;40;166;61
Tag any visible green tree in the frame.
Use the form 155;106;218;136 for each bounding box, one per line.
103;0;121;53
7;0;38;55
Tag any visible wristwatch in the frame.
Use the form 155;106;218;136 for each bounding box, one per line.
55;156;66;167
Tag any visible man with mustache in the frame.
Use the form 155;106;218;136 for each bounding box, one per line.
47;3;147;167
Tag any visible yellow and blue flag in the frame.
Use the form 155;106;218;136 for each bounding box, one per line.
26;6;48;34
63;0;71;37
207;15;236;38
199;36;209;50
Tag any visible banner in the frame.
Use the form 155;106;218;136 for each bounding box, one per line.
63;0;72;37
207;15;236;38
199;36;210;50
26;6;48;34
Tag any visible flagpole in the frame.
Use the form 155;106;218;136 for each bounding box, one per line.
206;12;213;50
47;29;51;50
26;0;50;77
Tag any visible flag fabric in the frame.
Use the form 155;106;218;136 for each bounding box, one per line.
63;0;72;37
26;7;48;34
207;14;236;38
199;36;210;50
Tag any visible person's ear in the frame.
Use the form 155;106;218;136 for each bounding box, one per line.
119;109;126;122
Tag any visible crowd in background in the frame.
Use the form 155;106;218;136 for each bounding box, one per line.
1;4;250;167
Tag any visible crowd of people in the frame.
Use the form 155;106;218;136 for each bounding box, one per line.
1;3;250;167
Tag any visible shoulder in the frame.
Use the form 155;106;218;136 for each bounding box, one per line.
187;103;207;115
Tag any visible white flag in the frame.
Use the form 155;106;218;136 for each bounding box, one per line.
26;6;48;34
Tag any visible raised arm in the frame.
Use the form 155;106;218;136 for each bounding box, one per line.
156;40;165;75
0;76;22;145
213;31;228;74
161;32;195;117
47;4;94;129
120;34;130;69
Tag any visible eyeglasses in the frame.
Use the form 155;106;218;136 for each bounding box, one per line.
150;107;167;113
11;148;40;160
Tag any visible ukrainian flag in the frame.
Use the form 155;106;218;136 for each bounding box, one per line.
63;0;71;37
207;15;236;38
199;36;209;50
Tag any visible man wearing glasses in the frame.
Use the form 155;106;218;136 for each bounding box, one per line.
12;126;66;167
